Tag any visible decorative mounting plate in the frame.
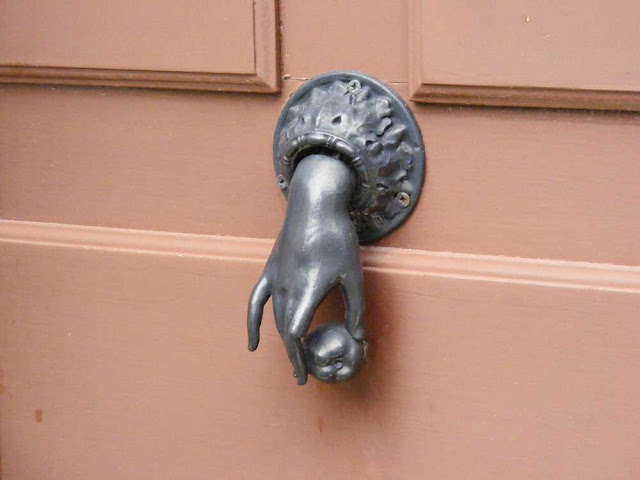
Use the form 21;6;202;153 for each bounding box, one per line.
273;71;426;244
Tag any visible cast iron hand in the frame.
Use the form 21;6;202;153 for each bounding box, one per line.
247;155;365;385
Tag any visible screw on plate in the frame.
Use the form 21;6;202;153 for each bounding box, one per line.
277;174;288;190
396;191;411;208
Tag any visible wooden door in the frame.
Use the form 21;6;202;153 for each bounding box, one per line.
1;1;639;478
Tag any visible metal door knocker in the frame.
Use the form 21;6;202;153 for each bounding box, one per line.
247;71;426;385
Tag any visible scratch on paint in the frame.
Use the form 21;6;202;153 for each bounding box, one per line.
316;416;324;435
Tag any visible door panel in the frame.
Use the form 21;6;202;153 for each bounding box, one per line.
409;0;640;109
1;83;639;264
1;223;639;479
0;0;279;92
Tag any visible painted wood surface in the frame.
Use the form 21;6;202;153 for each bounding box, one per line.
2;0;639;477
1;82;639;265
1;222;639;479
4;0;639;107
0;0;279;92
409;0;640;110
280;0;409;82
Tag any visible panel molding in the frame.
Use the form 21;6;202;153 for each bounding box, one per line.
408;82;640;111
408;0;640;111
0;0;279;93
1;220;638;293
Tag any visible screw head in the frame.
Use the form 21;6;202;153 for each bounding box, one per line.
396;191;411;208
348;79;361;92
277;174;288;190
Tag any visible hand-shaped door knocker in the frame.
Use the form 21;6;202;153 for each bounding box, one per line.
248;71;426;385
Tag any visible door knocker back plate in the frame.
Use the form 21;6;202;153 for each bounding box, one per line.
273;71;426;244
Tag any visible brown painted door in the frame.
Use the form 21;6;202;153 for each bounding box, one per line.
1;1;639;478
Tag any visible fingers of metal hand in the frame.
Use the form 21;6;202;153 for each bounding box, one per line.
342;273;366;341
286;291;322;339
285;336;308;385
283;290;325;384
271;291;287;336
247;275;271;351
